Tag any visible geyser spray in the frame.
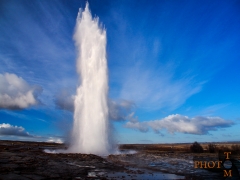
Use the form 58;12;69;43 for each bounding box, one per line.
68;3;111;155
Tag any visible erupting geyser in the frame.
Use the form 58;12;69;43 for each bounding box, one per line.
68;3;111;155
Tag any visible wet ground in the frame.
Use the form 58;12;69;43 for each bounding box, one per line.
0;141;237;179
108;151;223;180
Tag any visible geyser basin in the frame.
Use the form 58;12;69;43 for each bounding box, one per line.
68;3;111;155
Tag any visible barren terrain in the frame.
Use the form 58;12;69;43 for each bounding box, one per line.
0;141;239;179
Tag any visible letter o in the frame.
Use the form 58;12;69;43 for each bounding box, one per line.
208;161;215;168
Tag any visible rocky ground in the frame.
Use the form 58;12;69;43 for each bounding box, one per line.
0;141;126;180
1;141;239;180
108;152;223;180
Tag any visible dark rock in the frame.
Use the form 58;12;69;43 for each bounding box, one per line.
0;173;29;180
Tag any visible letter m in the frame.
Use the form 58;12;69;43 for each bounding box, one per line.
223;170;232;177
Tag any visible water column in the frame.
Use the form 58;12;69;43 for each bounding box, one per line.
69;3;110;155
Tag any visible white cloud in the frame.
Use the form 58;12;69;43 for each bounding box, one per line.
47;137;64;144
108;99;135;121
0;123;32;137
125;114;234;135
0;73;42;109
54;89;75;112
0;123;65;143
125;121;149;132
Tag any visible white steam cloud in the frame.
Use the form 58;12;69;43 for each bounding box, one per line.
125;114;233;135
0;73;42;109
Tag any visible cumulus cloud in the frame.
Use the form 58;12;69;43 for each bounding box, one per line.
0;123;32;137
54;90;75;112
108;99;135;121
0;73;42;109
0;123;66;143
125;114;234;135
125;121;149;132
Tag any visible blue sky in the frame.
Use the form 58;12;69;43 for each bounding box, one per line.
0;0;240;144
